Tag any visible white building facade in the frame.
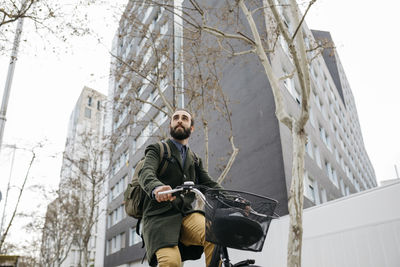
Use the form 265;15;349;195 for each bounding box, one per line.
42;86;107;267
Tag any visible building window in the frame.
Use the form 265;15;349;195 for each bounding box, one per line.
106;240;111;256
340;178;345;196
153;110;168;130
137;37;146;56
130;227;141;246
332;169;338;187
142;5;154;23
325;161;332;180
339;155;344;170
325;161;338;187
141;47;152;68
320;188;327;203
131;138;137;152
345;186;350;196
282;70;301;104
304;173;316;203
137;95;151;121
314;145;322;168
315;94;323;111
309;106;316;128
108;205;125;228
85;107;92;119
279;35;290;55
111;162;117;176
112;235;119;253
305;138;313;159
153;9;159;24
122;149;129;166
109;176;127;202
355;180;360;192
150;87;160;102
319;125;331;150
311;64;318;79
107;213;112;229
160;22;168;35
121;232;126;249
97;100;101;110
136;123;151;149
88;96;92;106
137;84;146;97
108;233;126;254
334;146;339;162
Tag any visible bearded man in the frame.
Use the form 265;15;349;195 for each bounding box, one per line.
139;109;222;267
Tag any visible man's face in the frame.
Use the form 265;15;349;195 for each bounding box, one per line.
169;110;193;140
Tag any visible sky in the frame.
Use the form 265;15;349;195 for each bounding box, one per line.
304;0;400;182
0;0;399;249
0;2;123;248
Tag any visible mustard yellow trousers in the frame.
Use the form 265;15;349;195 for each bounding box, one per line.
155;212;214;267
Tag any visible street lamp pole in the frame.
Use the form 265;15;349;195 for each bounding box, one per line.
173;0;184;109
0;2;27;153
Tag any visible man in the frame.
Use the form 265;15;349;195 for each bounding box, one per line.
139;109;222;267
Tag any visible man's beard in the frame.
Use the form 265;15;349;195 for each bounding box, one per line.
170;125;191;140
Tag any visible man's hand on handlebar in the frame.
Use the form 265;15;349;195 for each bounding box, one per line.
154;185;177;203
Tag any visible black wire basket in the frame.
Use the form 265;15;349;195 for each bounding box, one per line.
204;189;278;252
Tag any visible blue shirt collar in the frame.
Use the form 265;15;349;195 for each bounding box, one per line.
170;138;187;152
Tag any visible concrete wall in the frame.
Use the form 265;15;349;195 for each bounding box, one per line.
182;181;400;267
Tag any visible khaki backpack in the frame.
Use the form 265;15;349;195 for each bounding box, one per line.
124;141;171;219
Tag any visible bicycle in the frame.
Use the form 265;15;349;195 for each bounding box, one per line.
159;181;279;267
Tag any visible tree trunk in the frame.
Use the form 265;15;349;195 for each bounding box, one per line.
203;118;209;171
83;246;89;267
286;124;307;267
77;247;82;267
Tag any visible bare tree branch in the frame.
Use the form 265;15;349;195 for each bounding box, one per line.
291;0;316;41
239;0;294;130
217;136;239;184
202;25;255;45
0;145;38;252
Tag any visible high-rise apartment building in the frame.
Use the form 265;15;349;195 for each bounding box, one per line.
104;2;173;265
104;1;376;266
273;27;377;207
41;87;107;267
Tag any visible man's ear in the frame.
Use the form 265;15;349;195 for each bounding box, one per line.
190;125;194;133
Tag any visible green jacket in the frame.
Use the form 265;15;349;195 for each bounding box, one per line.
139;139;221;266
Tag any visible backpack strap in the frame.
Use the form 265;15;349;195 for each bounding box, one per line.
191;150;199;166
157;141;171;176
190;149;200;184
157;141;165;162
135;218;145;248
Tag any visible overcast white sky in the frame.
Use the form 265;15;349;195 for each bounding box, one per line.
0;2;120;245
0;0;399;247
304;0;400;182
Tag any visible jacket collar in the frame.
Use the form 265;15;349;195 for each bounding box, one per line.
166;138;193;173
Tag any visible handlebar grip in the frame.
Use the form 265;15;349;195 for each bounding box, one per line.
156;184;207;205
157;188;181;196
157;181;194;196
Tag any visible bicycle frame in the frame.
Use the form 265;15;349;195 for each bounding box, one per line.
209;244;261;267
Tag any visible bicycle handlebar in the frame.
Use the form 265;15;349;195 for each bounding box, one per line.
157;181;207;203
158;182;278;219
